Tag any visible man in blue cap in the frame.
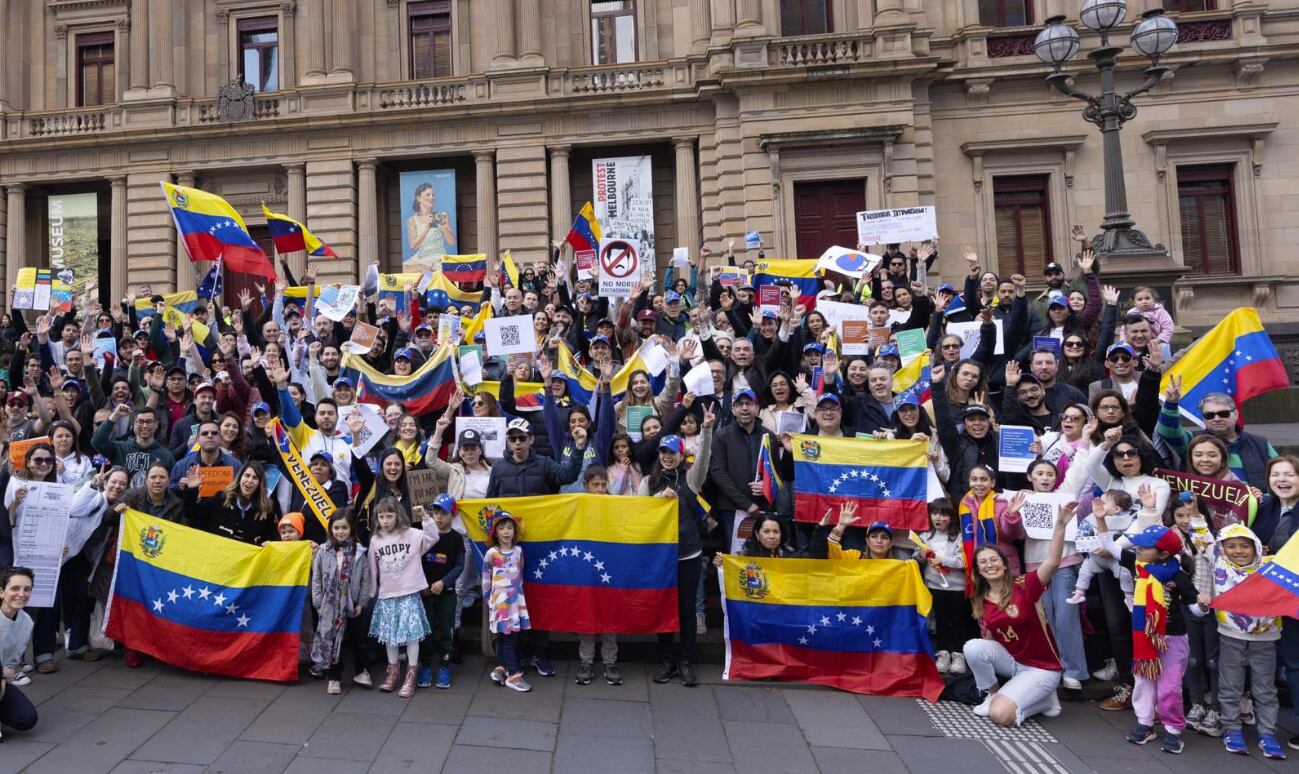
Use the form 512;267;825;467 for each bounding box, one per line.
709;387;787;555
656;290;689;339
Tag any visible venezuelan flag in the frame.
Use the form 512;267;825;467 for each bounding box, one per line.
555;340;600;404
498;250;520;289
426;271;485;311
1160;307;1288;426
757;434;782;505
565;202;603;254
462;301;493;344
719;555;943;700
1210;528;1294;618
753;259;820;310
717;266;749;287
440;253;487;284
104;508;310;682
610;346;668;399
161;182;275;280
460;494;678;633
343;344;457;415
472;379;545;411
791;435;928;530
135;290;200;318
261;204;336;258
893;353;932;407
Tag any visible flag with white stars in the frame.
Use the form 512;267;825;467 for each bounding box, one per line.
104;508;311;682
1158;307;1287;427
162;181;276;280
719;554;944;700
460;493;680;634
1211;525;1299;619
791;435;930;531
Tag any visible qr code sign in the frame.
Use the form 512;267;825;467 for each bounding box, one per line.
500;325;522;347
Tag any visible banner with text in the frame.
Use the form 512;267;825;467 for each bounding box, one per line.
592;155;655;277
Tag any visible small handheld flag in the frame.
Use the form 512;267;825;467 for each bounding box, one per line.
566;202;603;254
756;434;783;506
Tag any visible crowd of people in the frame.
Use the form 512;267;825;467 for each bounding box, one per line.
0;230;1295;760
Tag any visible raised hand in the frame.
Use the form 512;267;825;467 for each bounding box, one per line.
1006;490;1027;514
917;242;935;263
1137;482;1157;510
702;402;716;429
1102;284;1120;306
1004;360;1022;387
836;500;861;528
572;426;588;449
180;465;203;491
238;288;253;310
1164;373;1182;403
1079;248;1096;274
1102;426;1123;447
1070;225;1087;243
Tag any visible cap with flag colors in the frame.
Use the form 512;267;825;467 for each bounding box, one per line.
103;508;311;682
460;494;679;633
565;202;603;254
719;555;944;699
1158;307;1288;427
261;203;336;257
791;436;928;531
161;181;275;280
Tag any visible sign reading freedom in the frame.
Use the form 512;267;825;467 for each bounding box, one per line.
1154;467;1251;521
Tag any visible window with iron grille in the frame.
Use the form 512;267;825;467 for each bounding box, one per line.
592;1;636;64
77;32;115;107
238;16;279;92
410;1;452;78
979;0;1033;27
994;175;1053;277
780;0;832;36
1177;164;1239;275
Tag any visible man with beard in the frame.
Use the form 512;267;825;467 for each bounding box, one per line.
1029;348;1087;414
1001;363;1053;433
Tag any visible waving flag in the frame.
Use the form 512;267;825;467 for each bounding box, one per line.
261;204;336;258
893;353;933;408
440;253;487;284
161;182;275;280
472;380;545;411
565;202;603;254
426;271;485;312
1159;307;1288;427
461;494;678;633
815;246;882;280
1210;529;1293;617
135;291;200;318
791;436;928;531
104;508;310;682
719;555;943;699
461;300;493;344
498;250;520;289
196;260;224;301
717;267;750;287
757;434;782;506
343;344;457;416
753;259;820;310
555;340;600;405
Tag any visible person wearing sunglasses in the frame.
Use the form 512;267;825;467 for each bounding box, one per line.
168;419;240;493
1157;377;1278;493
5;442;62;674
1087;343;1141;404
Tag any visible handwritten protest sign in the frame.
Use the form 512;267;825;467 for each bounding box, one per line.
10;436;51;470
199;466;234;498
855;206;938;246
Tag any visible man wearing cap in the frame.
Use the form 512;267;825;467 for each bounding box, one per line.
1030;259;1090;324
287;451;350;544
169;419;241;491
656;291;689;340
1089;343;1142;403
1028;348;1088;415
166;379;221;458
487;417;585;498
709;388;786;544
330;377;357;409
158;365;193;433
3;391;43;442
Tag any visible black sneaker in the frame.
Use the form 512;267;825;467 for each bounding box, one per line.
678;661;698;687
604;663;623;686
575;661;593;685
1289;733;1299;751
652;660;678;683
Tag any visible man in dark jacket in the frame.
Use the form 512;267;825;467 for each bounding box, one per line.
708;389;780;543
486;418;584;497
167;381;221;458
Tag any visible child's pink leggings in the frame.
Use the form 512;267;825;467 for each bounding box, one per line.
1133;634;1190;733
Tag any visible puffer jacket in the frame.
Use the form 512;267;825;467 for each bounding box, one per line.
485;446;581;497
638;427;712;559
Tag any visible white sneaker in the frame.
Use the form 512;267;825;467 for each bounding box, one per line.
974;691;995;717
1091;658;1119;682
1062;676;1082;690
935;651;951;673
10;670;31;686
949;653;967;674
1043;690;1062;718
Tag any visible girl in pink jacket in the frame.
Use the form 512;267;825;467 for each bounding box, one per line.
367;496;440;697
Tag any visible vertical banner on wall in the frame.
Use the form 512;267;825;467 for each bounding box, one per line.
592;155;655;278
48;192;99;281
399;169;459;273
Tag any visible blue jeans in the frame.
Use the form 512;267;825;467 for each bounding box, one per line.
494;632;522;675
1041;564;1089;682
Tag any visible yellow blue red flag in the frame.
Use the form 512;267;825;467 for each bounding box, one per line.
1159;307;1288;426
161;182;275;280
440;253;487;284
261;204;336;257
460;494;678;633
104;508;310;682
753;258;820;310
791;435;928;531
719;555;944;699
565;202;603;254
342;344;457;416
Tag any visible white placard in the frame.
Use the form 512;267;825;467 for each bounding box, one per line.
460;349;484;387
317;285;360;322
777;410;805;435
13;481;75;608
593;155;656;274
345;403;391;458
437;313;462;345
682;362;715;397
672;247;689;267
484;314;536;358
596;238;642;298
887;308;913;328
816;299;874;332
1011;491;1080;542
638;342;669;377
458;416;507;459
855;206;938;246
946;319;1005;357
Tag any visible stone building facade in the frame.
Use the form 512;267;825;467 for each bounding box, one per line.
0;1;1295;339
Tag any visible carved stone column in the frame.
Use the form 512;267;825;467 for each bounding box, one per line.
474;151;498;261
690;0;712;53
280;2;297;87
115;18;131;99
356;159;378;279
491;0;516;66
5;185;24;297
329;0;354;80
109;179;128;303
674;138;701;267
735;0;764;35
548;146;572;245
174;172;195;292
149;0;175;92
517;0;542;65
304;0;326;80
285;163;308;278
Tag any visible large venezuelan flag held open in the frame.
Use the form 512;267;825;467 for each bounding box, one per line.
752;258;821;310
791;435;929;530
1159;307;1288;426
342;343;457;416
460;494;678;634
161;181;276;280
104;509;311;682
719;555;944;700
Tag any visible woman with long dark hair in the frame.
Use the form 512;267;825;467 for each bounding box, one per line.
180;460;279;545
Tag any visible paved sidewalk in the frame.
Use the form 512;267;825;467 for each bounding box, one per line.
2;655;1294;773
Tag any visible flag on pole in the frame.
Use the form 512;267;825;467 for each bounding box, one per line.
1159;307;1288;427
757;434;782;506
261;204;336;257
565;202;603;254
161;182;275;280
196;260;224;301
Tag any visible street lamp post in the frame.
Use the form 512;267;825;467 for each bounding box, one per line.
1034;1;1179;261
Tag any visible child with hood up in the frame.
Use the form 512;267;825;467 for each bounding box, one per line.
1205;523;1284;759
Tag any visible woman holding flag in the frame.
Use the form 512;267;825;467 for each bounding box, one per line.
964;499;1078;727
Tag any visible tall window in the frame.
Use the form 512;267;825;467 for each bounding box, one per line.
238;16;279;92
410;1;452;78
592;1;636;64
1163;0;1216;11
77;32;115;107
979;0;1033;27
781;0;832;35
1178;164;1238;275
994;175;1053;277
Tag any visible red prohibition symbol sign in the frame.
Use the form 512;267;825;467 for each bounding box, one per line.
599;240;638;279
